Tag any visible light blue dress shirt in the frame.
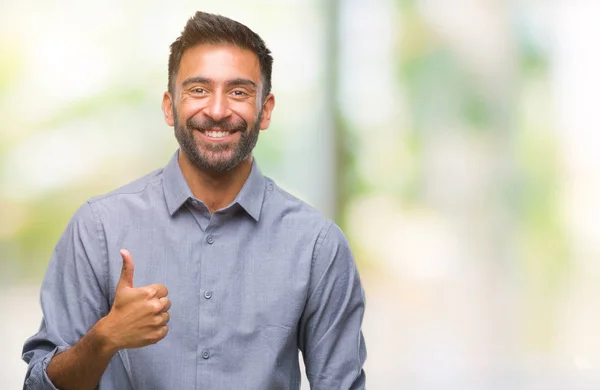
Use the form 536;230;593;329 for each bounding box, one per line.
22;151;367;389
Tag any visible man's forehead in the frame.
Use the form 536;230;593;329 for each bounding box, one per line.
177;43;261;83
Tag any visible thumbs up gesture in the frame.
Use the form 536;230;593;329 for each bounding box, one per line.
97;249;171;352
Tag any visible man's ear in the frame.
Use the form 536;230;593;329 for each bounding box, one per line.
162;92;175;127
259;93;275;130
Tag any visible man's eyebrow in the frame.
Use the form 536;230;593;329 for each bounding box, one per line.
225;78;257;89
181;77;213;87
181;77;257;90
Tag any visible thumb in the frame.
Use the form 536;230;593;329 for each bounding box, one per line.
117;249;135;290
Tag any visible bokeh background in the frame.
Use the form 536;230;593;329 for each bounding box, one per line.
2;0;599;388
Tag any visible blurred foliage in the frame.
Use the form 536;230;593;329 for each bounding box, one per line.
0;44;22;94
394;0;568;352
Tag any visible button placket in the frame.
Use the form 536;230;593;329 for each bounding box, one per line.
200;223;217;368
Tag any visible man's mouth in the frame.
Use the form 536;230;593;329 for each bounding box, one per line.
203;130;231;138
196;128;238;141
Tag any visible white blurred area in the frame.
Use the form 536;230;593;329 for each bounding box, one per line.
2;0;600;389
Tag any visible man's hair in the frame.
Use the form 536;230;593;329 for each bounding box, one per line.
168;11;273;101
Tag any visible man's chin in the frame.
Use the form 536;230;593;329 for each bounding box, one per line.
194;153;241;173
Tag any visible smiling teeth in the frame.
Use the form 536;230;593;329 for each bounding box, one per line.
205;131;229;138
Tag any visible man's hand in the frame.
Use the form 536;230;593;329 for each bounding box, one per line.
96;249;171;353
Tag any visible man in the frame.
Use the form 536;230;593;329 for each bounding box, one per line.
22;11;366;390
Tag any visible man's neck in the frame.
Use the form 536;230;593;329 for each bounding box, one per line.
178;151;253;214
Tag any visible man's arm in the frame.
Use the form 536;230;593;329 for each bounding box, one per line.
44;249;170;390
22;203;109;390
298;222;367;390
22;204;171;390
43;319;116;390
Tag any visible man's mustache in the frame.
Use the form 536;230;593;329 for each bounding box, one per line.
187;116;247;132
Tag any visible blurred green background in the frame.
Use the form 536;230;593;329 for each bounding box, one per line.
2;0;599;388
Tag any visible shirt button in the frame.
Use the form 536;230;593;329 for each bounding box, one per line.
202;350;210;359
204;290;212;299
206;235;214;244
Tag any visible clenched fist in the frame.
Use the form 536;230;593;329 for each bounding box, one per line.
96;249;171;353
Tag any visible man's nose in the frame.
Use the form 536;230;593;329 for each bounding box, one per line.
203;93;231;122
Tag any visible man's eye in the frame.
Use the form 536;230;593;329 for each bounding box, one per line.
231;90;247;96
191;88;206;94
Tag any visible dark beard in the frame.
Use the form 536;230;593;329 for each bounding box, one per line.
173;109;261;173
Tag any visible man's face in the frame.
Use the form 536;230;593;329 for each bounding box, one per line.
162;44;275;173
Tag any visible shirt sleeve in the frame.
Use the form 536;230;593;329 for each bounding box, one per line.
22;201;109;389
298;222;367;390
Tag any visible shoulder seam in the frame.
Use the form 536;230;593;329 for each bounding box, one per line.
305;220;335;304
86;201;109;297
311;220;334;266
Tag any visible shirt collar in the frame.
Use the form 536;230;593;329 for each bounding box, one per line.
163;150;194;216
234;157;266;221
163;150;266;221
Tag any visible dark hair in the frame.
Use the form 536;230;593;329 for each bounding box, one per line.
168;11;273;101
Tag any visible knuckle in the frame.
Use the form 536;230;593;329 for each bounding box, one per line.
150;327;167;343
144;287;156;298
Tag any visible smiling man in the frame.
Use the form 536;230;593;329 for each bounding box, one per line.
22;11;366;390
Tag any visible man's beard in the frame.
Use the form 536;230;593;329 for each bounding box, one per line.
173;109;261;173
